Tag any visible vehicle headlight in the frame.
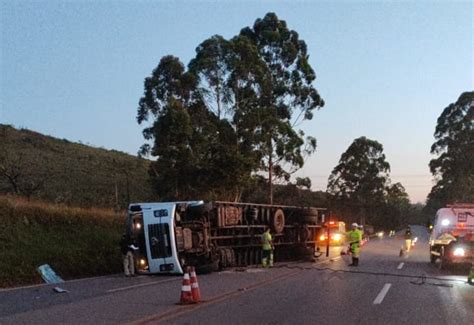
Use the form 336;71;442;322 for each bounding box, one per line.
453;247;465;257
333;233;342;241
135;222;142;230
441;219;450;226
139;258;147;266
319;235;326;241
377;231;384;238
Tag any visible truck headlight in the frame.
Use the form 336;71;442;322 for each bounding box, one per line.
453;247;465;257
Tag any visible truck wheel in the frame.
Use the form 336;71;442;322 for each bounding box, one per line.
430;253;437;263
303;215;318;224
272;209;285;234
298;208;319;217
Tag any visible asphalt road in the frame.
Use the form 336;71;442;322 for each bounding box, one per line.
1;225;473;324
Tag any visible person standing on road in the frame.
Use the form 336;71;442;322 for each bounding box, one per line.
346;223;362;266
120;233;137;277
404;227;413;253
261;226;274;268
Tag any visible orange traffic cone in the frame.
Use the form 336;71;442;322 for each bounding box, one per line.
190;266;201;303
177;267;194;305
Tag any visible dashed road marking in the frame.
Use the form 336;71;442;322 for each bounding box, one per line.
373;283;392;305
397;262;404;270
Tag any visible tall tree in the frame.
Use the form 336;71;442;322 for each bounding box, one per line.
427;91;474;211
382;182;410;229
137;13;324;202
238;13;324;203
327;137;390;225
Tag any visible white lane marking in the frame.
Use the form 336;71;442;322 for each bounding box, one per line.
397;262;404;270
373;283;392;305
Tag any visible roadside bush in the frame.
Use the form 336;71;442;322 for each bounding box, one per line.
0;195;125;288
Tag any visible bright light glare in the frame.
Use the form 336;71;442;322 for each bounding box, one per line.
320;235;326;241
453;247;465;257
333;233;342;241
377;231;384;237
135;222;142;229
441;219;450;226
140;258;146;265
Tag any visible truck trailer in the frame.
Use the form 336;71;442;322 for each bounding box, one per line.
126;201;326;274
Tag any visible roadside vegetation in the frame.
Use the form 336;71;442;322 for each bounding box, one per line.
0;195;124;288
0;124;154;208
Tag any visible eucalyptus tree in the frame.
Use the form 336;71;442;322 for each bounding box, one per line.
427;91;474;211
327;137;391;225
137;13;325;202
237;13;324;203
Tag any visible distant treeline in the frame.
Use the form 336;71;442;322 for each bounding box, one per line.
0;124;154;208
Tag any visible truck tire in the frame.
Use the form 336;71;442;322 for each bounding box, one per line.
298;207;319;217
303;215;318;224
272;209;285;234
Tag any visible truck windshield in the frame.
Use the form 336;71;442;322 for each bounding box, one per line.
148;223;172;259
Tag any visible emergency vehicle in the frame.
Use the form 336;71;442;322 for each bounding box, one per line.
318;221;346;246
429;204;474;269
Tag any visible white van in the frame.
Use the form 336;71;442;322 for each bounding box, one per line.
429;204;474;268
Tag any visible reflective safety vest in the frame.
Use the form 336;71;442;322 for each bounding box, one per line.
262;231;272;250
346;230;362;246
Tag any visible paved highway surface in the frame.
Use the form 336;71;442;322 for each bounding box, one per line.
1;225;473;324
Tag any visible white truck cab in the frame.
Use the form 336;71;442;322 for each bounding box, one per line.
429;204;474;268
127;201;203;274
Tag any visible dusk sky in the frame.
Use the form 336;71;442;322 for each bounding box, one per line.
1;0;473;203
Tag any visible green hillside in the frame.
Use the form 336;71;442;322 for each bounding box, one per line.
0;195;123;287
0;124;154;207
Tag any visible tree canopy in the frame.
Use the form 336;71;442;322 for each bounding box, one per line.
327;136;410;228
426;91;474;212
137;13;324;202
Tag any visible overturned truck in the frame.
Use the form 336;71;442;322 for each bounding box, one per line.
126;201;326;274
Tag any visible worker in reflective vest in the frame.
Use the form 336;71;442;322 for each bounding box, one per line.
346;223;362;266
262;226;274;268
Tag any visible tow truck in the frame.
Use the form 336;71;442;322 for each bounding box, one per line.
429;204;474;269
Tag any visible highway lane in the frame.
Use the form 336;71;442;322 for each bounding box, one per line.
158;226;474;324
1;226;472;324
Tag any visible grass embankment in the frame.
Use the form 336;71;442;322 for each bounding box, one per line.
0;195;124;288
